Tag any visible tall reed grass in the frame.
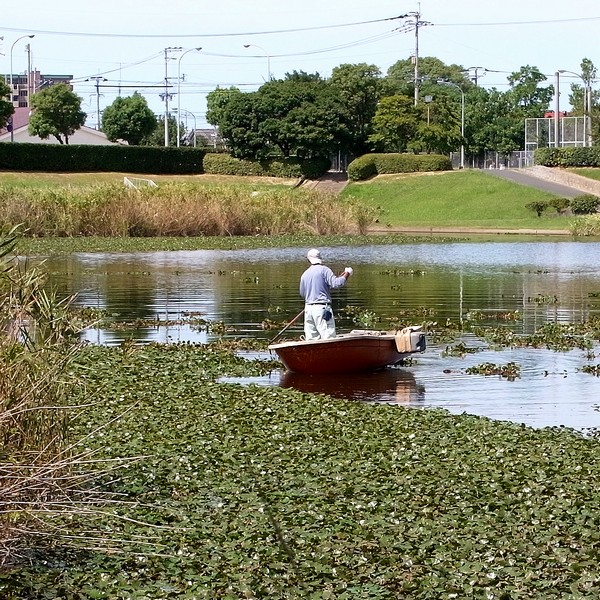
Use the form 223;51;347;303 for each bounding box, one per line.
0;228;95;564
0;183;374;237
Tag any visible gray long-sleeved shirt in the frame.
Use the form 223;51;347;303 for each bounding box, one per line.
299;264;347;304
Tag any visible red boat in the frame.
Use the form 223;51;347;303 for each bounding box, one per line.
268;327;426;375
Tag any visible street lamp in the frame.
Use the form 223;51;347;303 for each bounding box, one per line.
177;47;202;147
557;69;592;147
243;44;271;81
438;80;465;169
173;108;197;147
9;34;34;142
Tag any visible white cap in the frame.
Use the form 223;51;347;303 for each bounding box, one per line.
307;248;322;264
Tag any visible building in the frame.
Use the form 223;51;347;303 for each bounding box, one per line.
0;107;122;145
4;70;73;108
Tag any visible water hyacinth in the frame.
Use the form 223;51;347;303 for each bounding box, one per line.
3;342;600;597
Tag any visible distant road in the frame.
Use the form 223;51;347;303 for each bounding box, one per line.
483;168;584;197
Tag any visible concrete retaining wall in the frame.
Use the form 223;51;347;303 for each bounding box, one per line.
527;166;600;196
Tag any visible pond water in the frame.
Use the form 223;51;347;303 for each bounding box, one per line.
44;240;600;431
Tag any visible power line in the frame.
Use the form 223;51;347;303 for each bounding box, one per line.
0;15;406;39
434;15;600;27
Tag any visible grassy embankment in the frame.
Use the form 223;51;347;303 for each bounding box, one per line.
0;169;583;242
342;169;577;231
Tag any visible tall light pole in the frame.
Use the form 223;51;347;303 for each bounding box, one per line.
243;44;271;81
438;80;465;169
176;47;202;147
174;108;197;147
558;69;592;147
9;34;34;142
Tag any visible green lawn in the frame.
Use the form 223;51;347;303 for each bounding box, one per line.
0;171;296;189
569;167;600;182
342;170;573;230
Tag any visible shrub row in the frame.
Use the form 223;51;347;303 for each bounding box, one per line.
347;153;452;181
0;143;205;174
534;147;600;167
0;143;331;179
202;154;330;179
525;195;599;217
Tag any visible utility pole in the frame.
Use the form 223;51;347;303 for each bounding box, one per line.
161;47;182;147
467;66;486;86
86;76;107;130
406;7;430;106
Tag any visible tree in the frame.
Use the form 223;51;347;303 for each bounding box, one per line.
0;80;14;130
101;93;157;145
28;83;86;144
207;73;348;159
386;56;471;98
506;65;553;117
140;115;179;146
256;73;348;159
329;63;384;155
206;87;242;125
369;95;420;152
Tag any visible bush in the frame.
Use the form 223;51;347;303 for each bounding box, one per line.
0;143;205;174
535;147;600;168
548;197;571;214
570;194;600;214
347;155;378;181
347;153;452;181
525;201;548;217
202;154;330;179
570;214;600;236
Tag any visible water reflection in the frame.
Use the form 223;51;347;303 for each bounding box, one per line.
39;241;600;430
279;367;426;404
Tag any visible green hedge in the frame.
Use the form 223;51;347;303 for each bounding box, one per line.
0;143;205;174
347;153;452;181
534;147;600;167
202;154;330;179
0;143;331;179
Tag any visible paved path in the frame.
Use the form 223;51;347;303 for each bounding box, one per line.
303;171;349;193
483;167;587;198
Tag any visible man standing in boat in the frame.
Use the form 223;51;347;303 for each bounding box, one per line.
299;248;353;340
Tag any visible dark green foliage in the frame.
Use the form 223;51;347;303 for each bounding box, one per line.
548;197;571;213
0;143;205;174
525;200;548;217
570;194;600;214
0;80;13;130
4;343;600;597
28;83;86;145
535;147;600;167
101;93;158;145
202;153;330;179
347;153;452;181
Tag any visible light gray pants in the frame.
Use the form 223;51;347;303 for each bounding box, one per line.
304;303;336;340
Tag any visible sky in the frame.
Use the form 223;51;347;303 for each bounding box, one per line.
2;0;599;130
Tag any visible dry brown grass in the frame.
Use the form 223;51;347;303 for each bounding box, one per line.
0;183;374;237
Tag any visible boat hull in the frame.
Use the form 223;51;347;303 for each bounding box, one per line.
268;328;425;375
